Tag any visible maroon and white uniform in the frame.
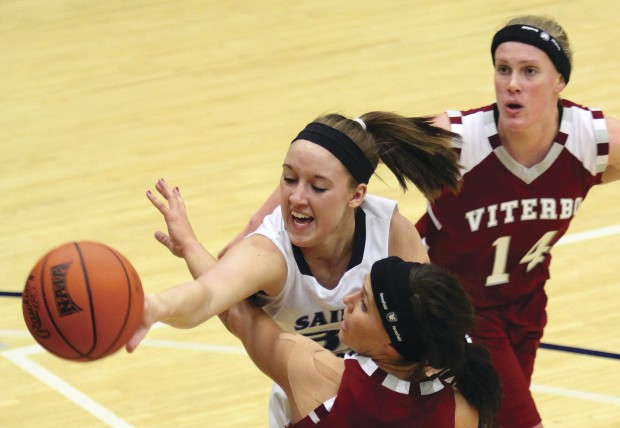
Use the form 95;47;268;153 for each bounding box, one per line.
289;353;457;428
416;100;609;427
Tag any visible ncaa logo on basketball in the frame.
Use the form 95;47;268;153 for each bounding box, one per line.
386;312;398;323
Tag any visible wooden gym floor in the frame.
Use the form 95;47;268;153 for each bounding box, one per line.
1;1;619;426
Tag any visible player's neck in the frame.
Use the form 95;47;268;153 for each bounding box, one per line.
498;112;559;168
373;356;420;381
300;214;356;289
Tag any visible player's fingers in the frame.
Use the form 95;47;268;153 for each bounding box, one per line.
154;231;171;248
125;326;148;353
155;178;175;200
126;297;156;353
168;186;186;212
146;190;168;214
156;179;185;212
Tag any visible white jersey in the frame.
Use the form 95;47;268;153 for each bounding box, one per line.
251;194;396;355
250;194;396;428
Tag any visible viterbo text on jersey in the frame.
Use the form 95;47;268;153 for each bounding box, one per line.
465;197;583;232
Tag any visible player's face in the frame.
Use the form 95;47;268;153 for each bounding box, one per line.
280;140;362;248
493;42;566;132
339;274;391;355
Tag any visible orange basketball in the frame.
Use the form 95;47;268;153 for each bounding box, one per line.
21;241;144;361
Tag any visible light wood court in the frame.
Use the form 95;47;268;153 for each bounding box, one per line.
1;1;619;426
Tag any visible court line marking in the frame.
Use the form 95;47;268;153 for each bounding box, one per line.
531;383;620;406
1;345;134;428
555;223;620;246
141;338;246;354
0;329;32;338
539;342;620;360
3;339;619;414
0;291;21;297
2;223;619;300
0;333;248;428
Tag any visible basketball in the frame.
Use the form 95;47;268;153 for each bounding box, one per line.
21;241;144;362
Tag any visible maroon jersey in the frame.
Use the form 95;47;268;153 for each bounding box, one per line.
416;100;609;308
290;354;456;428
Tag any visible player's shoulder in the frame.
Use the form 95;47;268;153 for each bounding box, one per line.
431;113;451;131
281;333;343;417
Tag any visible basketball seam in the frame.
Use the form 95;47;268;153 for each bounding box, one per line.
75;241;98;360
94;246;133;359
40;250;87;359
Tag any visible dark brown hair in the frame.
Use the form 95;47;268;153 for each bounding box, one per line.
405;263;502;428
314;112;462;201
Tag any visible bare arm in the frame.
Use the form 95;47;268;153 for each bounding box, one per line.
388;205;430;263
454;390;479;428
126;234;287;352
603;115;620;183
220;298;292;391
430;112;451;131
221;299;342;424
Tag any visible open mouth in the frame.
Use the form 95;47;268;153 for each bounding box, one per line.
291;211;314;226
506;102;523;112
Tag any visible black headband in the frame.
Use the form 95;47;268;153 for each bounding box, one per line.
370;256;424;361
293;122;374;184
491;24;571;84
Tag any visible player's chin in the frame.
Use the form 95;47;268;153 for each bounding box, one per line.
338;329;347;346
287;229;317;248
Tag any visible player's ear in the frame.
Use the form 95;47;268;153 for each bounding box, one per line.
554;72;566;93
348;183;367;208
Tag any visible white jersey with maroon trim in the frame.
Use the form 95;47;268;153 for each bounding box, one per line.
416;100;608;308
289;353;456;428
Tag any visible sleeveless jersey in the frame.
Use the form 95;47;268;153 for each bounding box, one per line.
251;194;396;355
416;100;609;308
289;353;456;428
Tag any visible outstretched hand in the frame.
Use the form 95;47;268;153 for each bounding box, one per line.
125;294;159;353
147;178;198;258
